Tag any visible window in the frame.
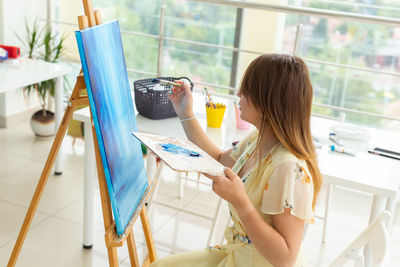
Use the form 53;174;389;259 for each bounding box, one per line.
93;0;238;90
59;0;400;132
283;0;400;131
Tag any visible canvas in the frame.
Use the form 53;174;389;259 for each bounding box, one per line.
75;20;148;235
132;132;225;176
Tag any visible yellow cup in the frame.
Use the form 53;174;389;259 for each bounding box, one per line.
206;103;226;128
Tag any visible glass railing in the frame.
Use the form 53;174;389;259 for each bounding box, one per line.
45;0;400;131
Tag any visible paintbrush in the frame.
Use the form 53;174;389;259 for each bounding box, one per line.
151;78;182;87
152;79;217;109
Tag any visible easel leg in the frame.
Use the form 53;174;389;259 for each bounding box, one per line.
127;232;140;267
107;247;119;267
140;207;157;262
7;105;74;267
91;121;121;266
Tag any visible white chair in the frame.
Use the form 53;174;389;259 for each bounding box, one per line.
329;211;391;267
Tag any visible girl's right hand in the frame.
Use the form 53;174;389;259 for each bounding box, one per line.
169;80;194;119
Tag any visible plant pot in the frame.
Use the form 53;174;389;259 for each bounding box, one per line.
30;109;55;137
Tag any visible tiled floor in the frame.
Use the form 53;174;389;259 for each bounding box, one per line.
0;121;399;266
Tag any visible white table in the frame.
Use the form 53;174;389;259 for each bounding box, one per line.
311;116;400;225
73;98;400;261
140;114;400;222
311;116;400;266
0;58;71;174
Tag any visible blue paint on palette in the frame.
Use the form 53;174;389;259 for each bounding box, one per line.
75;20;148;235
160;143;201;157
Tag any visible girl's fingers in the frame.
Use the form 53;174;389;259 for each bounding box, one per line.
173;80;184;86
171;87;184;96
168;89;176;98
172;80;184;90
174;80;191;93
201;172;218;181
223;167;236;180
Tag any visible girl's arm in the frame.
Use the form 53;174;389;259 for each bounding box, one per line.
235;198;304;267
169;81;236;167
210;168;305;267
180;118;235;167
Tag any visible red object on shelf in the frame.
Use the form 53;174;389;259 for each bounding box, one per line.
0;45;20;58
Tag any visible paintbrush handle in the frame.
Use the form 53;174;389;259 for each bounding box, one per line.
152;79;182;87
161;80;182;87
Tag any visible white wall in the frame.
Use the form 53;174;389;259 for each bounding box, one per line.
0;0;3;44
1;0;48;48
0;0;48;126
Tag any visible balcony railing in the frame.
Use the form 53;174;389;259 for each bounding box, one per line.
44;0;400;122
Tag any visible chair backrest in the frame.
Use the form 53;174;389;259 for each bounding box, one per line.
329;211;391;267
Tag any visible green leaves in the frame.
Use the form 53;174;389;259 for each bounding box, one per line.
40;26;66;63
16;18;67;111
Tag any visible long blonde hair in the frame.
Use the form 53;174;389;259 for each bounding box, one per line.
239;54;322;210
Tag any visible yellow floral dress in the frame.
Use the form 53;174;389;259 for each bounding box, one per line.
151;130;314;267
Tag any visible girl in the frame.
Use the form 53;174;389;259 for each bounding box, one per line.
151;54;322;267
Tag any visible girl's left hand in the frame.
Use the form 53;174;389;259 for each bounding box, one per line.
205;168;251;211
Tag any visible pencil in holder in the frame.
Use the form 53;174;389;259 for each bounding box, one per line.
206;103;226;128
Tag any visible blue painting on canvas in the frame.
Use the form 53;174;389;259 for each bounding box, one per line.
75;20;148;235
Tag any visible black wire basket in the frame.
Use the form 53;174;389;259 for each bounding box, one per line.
133;76;193;120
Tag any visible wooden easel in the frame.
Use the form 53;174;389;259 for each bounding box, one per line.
7;0;157;266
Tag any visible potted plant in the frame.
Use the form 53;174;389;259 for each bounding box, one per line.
17;19;66;137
